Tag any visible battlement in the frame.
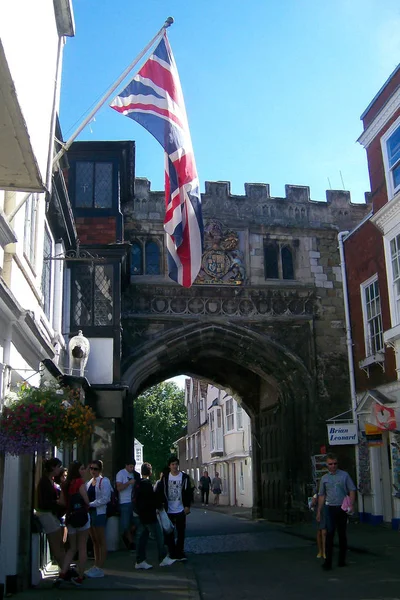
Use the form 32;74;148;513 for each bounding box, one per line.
131;178;371;230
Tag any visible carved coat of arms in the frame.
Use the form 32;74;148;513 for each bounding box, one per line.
195;220;245;285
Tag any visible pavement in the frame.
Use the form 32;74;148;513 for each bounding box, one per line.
13;504;400;599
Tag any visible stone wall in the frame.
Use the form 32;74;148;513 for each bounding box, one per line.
122;178;371;519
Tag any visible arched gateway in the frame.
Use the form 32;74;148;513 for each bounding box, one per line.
121;178;370;520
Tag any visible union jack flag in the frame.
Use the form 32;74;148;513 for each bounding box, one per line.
110;32;203;287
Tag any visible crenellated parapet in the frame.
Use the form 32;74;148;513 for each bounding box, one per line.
129;178;371;230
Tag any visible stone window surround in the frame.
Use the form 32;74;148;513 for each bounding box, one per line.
263;239;296;281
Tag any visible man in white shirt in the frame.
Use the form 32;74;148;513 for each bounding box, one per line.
116;460;140;549
156;456;192;561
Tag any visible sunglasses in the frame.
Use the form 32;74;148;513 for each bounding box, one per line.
90;466;100;471
327;462;338;466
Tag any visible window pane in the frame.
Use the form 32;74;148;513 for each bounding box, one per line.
393;163;400;190
131;243;143;275
94;162;113;208
387;126;400;168
94;265;114;325
363;279;383;354
145;241;160;275
264;244;279;279
72;265;93;326
282;246;294;280
75;162;94;207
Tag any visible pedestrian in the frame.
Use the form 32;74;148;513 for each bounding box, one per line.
116;460;140;550
199;471;211;506
85;459;111;578
135;462;176;570
58;461;91;586
211;472;223;505
155;455;192;561
36;457;66;569
317;453;356;571
53;467;68;544
310;481;327;559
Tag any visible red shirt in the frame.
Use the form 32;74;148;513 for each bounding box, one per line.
66;477;87;512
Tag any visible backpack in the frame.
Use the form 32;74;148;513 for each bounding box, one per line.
99;477;120;518
131;474;141;514
66;492;88;528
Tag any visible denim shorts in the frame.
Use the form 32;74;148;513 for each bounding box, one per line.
119;502;133;532
90;509;107;527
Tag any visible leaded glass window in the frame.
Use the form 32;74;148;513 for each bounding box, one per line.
72;264;114;327
145;241;160;274
131;243;143;275
264;244;279;279
75;161;113;208
282;246;294;280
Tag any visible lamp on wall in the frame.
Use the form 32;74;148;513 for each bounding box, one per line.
68;330;90;377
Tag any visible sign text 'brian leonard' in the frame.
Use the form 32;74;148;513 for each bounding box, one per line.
327;424;358;445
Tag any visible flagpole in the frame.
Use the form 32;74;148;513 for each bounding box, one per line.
52;16;174;167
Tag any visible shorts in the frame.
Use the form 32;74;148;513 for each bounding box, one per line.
119;502;133;532
36;512;61;535
90;509;107;527
67;516;91;535
213;488;221;495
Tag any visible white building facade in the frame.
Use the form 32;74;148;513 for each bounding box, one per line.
0;1;75;594
181;378;253;509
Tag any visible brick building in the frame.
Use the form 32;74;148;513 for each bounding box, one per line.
343;63;400;527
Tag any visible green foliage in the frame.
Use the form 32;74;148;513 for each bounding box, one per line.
133;382;186;477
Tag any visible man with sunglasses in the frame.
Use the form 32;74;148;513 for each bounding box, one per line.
317;453;356;571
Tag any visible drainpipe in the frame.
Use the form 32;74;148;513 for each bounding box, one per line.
338;231;364;516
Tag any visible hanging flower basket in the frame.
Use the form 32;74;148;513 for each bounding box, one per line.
0;382;96;456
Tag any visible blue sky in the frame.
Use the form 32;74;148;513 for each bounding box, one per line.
60;0;400;204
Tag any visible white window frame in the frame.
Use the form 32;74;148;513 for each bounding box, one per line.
381;114;400;201
135;447;142;463
41;224;54;323
190;435;194;459
23;193;38;268
195;432;199;458
210;410;215;451
386;230;400;327
236;404;244;430
226;399;234;432
360;274;384;356
186;437;189;461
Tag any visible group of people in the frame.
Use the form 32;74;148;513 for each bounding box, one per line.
35;454;194;586
36;458;112;585
198;471;223;506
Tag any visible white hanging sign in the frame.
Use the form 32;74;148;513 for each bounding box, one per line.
327;423;358;445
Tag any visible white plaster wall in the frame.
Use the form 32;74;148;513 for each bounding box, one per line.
0;1;60;183
85;338;114;384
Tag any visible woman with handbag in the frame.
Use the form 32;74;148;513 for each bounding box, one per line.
85;460;111;578
57;461;90;586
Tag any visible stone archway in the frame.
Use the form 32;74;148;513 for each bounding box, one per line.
121;321;314;520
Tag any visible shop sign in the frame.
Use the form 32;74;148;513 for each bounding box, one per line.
327;424;358;445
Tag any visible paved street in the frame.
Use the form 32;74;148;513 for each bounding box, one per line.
16;507;400;599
